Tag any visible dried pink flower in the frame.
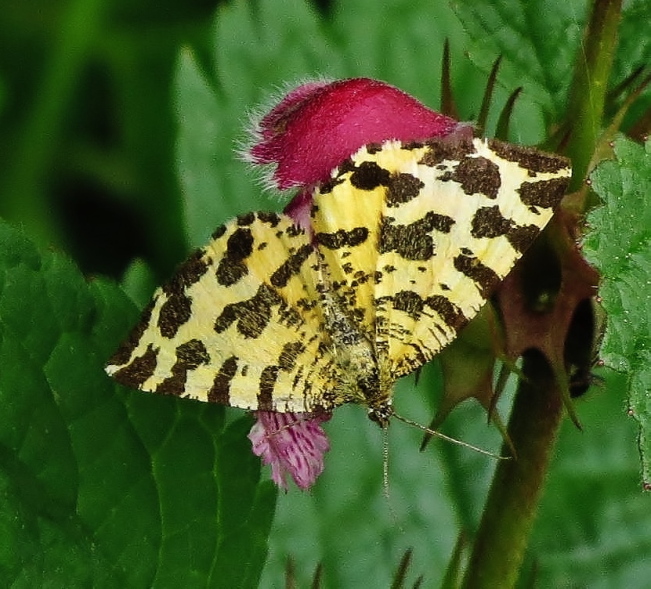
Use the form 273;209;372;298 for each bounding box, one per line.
248;411;331;491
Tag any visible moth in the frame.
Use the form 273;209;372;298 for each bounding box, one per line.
106;136;571;426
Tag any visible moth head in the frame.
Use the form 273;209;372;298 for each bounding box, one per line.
368;400;393;428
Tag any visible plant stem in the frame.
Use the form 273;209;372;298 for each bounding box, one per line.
565;0;621;192
461;351;563;588
460;1;622;585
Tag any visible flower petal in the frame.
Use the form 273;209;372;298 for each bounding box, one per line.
248;77;460;190
248;411;331;491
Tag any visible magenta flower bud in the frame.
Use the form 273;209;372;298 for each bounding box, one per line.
248;77;460;191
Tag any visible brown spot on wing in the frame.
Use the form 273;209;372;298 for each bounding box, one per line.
316;227;369;249
208;356;238;404
278;341;306;372
108;300;155;366
488;139;570;174
471;205;514;238
419;137;475;166
237;212;255;226
257;211;281;227
176;339;210;366
158;292;192;339
518;177;569;210
212;224;227;240
157;249;212;338
258;365;278;411
365;142;384;154
425;295;468;331
386;291;467;332
445;156;501;199
156;339;210;396
214;284;284;339
401;140;425;150
471;206;543;254
385;173;425;207
392;290;424;319
350;161;391;190
111;344;158;389
379;211;455;261
216;227;254;286
319;159;354;194
326;144;425;205
270;243;313;288
286;224;303;238
453;253;501;298
506;224;540;253
163;249;211;291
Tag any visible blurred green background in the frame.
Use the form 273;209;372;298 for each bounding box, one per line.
0;0;225;279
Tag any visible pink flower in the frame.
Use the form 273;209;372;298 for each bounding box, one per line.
248;77;461;193
248;412;331;491
245;78;460;489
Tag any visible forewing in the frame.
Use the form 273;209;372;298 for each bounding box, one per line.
369;137;572;376
106;212;339;413
311;161;385;340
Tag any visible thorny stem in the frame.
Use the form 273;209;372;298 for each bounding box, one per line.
460;1;621;586
461;351;563;588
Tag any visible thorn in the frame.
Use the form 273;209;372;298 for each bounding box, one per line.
495;87;523;140
440;39;458;118
477;55;503;132
310;563;323;589
392;548;413;588
552;363;583;430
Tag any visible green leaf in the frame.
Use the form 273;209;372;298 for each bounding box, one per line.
583;136;651;486
452;0;585;134
0;220;275;587
613;1;651;131
120;257;157;308
613;0;651;85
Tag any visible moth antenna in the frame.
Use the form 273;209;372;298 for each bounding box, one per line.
381;425;401;529
392;413;511;460
382;425;390;502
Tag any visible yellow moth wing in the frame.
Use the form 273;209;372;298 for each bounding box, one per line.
312;137;571;378
106;213;339;413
